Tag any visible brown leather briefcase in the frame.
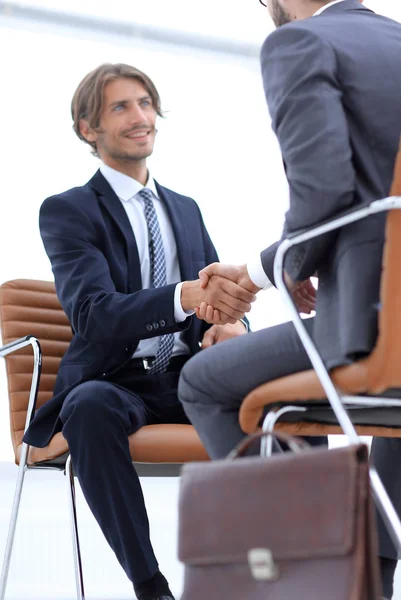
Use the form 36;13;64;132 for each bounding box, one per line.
178;432;381;599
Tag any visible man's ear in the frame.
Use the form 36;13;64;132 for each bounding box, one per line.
79;119;96;143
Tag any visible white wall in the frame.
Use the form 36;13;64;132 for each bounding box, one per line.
0;17;284;461
0;0;400;461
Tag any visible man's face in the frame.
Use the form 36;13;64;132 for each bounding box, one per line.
86;77;157;164
266;0;292;27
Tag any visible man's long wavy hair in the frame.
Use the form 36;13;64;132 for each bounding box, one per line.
71;63;163;157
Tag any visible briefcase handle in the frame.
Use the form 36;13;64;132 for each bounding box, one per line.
227;430;310;460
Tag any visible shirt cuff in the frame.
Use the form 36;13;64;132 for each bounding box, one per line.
239;318;249;333
247;255;273;291
174;282;195;322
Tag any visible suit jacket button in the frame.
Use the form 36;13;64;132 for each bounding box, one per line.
153;322;159;330
146;324;153;331
160;320;166;327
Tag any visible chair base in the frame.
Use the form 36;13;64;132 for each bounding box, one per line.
0;447;85;600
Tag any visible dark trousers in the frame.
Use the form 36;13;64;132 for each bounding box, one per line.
371;437;401;559
59;359;189;585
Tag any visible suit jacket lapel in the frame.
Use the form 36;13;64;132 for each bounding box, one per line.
155;182;192;281
89;170;142;289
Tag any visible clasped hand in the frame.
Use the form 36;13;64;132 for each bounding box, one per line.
194;263;317;325
196;263;259;325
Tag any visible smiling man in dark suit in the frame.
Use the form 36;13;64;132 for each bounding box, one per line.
22;63;254;600
178;1;401;598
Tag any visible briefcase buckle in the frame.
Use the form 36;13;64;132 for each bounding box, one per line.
248;548;279;582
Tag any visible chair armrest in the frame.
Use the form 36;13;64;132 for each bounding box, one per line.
0;335;42;434
0;335;39;358
272;194;401;442
281;196;401;247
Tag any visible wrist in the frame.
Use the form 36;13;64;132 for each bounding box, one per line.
240;264;262;294
181;280;201;312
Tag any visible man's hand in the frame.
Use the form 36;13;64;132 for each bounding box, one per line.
181;275;256;325
199;263;261;294
193;263;260;325
195;263;261;325
200;321;247;349
284;271;316;314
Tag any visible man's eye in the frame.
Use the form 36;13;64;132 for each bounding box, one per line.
140;100;151;107
113;104;124;112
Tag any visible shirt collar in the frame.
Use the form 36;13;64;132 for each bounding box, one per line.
313;0;346;16
100;163;159;202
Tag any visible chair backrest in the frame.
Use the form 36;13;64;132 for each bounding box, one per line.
0;280;72;457
367;137;401;392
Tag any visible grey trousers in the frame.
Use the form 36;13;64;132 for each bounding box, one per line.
178;318;401;559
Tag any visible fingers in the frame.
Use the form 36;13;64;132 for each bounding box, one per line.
198;263;221;289
295;288;315;308
292;294;315;313
205;304;215;323
196;302;215;324
301;280;317;300
196;303;230;325
217;313;238;325
213;299;249;323
218;277;257;305
199;263;243;288
204;276;256;318
292;279;317;314
198;271;210;290
201;325;218;349
294;300;313;314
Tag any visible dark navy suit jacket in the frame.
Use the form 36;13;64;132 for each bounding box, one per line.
24;170;219;448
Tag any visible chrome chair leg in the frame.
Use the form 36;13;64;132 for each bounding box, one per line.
0;443;29;600
66;455;85;600
274;236;401;551
261;406;307;457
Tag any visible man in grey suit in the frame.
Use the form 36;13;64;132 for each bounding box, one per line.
178;1;401;597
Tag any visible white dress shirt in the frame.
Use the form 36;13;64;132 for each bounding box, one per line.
313;0;346;17
100;163;192;358
247;0;346;290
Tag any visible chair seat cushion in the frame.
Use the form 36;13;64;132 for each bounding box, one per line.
18;424;209;466
239;366;401;437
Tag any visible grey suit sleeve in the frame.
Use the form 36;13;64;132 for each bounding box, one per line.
260;25;356;282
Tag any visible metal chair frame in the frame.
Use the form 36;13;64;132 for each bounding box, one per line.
0;335;87;600
260;196;401;555
0;335;184;600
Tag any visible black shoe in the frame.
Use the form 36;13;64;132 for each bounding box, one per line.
134;569;174;600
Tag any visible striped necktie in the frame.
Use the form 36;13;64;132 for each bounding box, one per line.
139;188;174;373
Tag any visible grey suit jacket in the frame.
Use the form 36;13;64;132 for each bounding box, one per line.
260;0;401;368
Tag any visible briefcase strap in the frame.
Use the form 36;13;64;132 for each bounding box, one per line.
227;430;310;460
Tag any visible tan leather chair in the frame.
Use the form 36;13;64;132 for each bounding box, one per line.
239;138;401;549
0;280;208;600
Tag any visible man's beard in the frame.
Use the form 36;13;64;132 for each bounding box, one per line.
107;147;153;162
100;128;155;162
270;0;292;27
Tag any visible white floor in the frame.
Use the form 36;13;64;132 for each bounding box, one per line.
0;450;401;600
0;463;183;600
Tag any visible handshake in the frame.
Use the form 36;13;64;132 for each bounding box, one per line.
181;262;317;326
181;263;258;326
